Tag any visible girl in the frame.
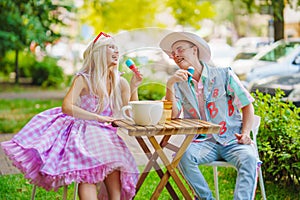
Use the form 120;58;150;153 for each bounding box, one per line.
1;32;142;200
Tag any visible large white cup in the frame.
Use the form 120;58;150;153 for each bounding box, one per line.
121;101;163;126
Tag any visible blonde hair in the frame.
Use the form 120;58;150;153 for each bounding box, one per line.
79;36;123;116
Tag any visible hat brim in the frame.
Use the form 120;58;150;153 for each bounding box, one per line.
159;32;211;62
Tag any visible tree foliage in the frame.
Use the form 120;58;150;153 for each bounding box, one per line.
166;0;215;29
0;0;73;83
238;0;300;40
0;0;73;56
79;0;163;33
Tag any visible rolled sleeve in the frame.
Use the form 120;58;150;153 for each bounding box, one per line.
227;69;254;109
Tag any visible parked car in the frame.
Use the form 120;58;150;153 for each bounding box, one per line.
231;38;300;82
233;37;273;55
231;37;273;67
246;51;300;86
234;37;273;51
232;51;258;61
249;73;300;107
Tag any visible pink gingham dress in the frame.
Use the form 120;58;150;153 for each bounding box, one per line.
1;76;139;199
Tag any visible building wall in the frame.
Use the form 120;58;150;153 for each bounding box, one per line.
285;22;300;38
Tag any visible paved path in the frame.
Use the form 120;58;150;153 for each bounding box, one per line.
0;134;20;175
0;90;66;100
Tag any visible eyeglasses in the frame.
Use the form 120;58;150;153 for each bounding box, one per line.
170;45;194;58
93;32;111;43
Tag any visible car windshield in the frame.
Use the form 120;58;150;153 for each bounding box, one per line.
259;41;300;62
233;52;257;60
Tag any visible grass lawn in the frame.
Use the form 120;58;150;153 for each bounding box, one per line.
0;166;299;199
0;99;62;133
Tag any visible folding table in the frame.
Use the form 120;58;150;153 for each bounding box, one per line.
113;118;221;200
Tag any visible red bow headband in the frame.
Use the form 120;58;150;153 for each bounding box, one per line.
93;32;111;44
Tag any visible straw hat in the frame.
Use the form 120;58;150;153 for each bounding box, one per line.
159;31;211;62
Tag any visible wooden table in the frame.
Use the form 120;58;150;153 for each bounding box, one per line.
112;118;221;200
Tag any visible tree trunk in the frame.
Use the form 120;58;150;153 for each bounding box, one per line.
273;0;284;41
14;49;19;84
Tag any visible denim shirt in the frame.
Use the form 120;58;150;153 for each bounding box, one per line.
174;63;254;145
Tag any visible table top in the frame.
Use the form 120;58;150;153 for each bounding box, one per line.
112;118;221;136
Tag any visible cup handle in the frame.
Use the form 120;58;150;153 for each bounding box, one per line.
121;105;135;124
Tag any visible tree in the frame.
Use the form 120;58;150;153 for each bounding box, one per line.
272;0;285;41
240;0;300;41
0;0;73;84
255;0;285;41
166;0;215;29
79;0;163;34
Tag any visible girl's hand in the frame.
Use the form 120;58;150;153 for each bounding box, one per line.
96;115;115;123
130;70;143;88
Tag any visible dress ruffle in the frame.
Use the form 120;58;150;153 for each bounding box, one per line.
1;141;137;199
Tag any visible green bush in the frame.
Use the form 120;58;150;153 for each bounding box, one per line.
0;51;64;88
0;50;36;78
252;89;300;188
18;51;37;77
0;51;16;76
138;82;166;100
30;56;65;88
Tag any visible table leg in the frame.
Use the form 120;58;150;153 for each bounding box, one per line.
134;136;178;199
148;135;194;200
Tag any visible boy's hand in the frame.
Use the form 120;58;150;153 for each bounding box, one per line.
235;133;252;145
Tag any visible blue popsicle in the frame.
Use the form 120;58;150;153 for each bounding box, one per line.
187;66;195;83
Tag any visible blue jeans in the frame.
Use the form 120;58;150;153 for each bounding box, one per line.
179;141;257;200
